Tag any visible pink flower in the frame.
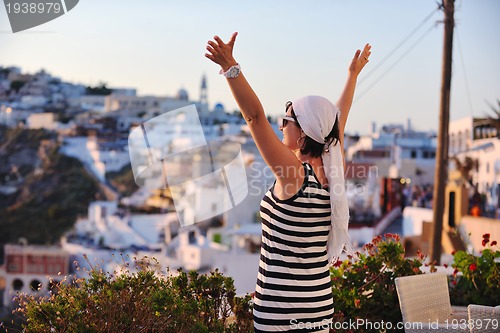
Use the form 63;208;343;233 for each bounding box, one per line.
416;250;425;260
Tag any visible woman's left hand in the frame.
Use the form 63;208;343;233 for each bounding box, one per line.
349;43;371;76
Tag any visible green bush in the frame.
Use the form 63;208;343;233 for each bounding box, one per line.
449;233;500;306
14;257;253;333
330;233;424;332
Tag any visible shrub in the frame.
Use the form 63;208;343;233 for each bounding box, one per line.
449;233;500;306
330;233;424;332
14;256;253;333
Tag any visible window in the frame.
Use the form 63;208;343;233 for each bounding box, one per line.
12;279;24;291
411;150;417;158
30;279;42;292
7;262;19;273
48;279;60;292
6;254;23;273
47;264;63;275
188;231;196;244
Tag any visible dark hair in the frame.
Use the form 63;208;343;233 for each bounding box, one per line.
287;102;340;158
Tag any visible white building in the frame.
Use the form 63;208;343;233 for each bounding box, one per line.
19;95;48;108
26;112;56;130
449;116;500;213
2;244;69;307
347;122;437;185
105;94;168;114
71;95;107;112
164;226;228;271
72;201;174;251
86;136;130;175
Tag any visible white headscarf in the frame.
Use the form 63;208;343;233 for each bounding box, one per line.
292;95;355;264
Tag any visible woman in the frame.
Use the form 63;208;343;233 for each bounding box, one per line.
206;32;371;332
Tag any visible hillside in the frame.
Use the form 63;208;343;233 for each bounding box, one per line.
0;126;101;261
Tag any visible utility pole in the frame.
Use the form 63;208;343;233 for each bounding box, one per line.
430;0;454;265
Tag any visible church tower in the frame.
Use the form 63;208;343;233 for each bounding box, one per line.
200;74;208;107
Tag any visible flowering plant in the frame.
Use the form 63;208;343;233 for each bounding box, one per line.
450;233;500;306
330;233;424;332
13;256;253;333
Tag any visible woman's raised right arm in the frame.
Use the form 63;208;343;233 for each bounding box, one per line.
205;33;302;179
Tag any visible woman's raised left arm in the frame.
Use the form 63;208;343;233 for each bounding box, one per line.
336;43;372;134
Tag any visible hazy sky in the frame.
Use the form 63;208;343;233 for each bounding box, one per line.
1;0;499;134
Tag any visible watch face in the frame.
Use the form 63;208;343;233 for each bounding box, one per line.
227;66;240;78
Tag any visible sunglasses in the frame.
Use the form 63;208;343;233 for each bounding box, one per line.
277;101;298;128
277;116;297;128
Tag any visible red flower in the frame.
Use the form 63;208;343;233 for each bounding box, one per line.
354;299;361;308
483;233;490;239
333;260;343;267
451;250;456;255
372;235;382;244
482;239;489;247
469;263;477;271
453;268;459;276
451;280;457;286
491;240;497;246
443;264;448;268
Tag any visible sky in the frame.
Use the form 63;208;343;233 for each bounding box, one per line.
1;0;499;135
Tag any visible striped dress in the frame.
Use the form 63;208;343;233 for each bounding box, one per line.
254;163;334;333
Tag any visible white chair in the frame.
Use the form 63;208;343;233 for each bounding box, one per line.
395;273;468;332
467;304;500;333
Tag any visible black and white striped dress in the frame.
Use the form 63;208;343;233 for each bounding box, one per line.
254;163;334;333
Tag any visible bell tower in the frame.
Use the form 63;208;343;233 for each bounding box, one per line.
200;74;208;107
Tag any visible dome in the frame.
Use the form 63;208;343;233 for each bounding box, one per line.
214;103;224;111
177;88;189;101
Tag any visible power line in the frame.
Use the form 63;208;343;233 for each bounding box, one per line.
455;27;475;117
358;5;441;86
355;23;437;102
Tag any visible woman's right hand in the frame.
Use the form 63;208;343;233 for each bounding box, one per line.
205;32;239;72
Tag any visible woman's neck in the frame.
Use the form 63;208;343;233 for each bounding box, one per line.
296;152;322;166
